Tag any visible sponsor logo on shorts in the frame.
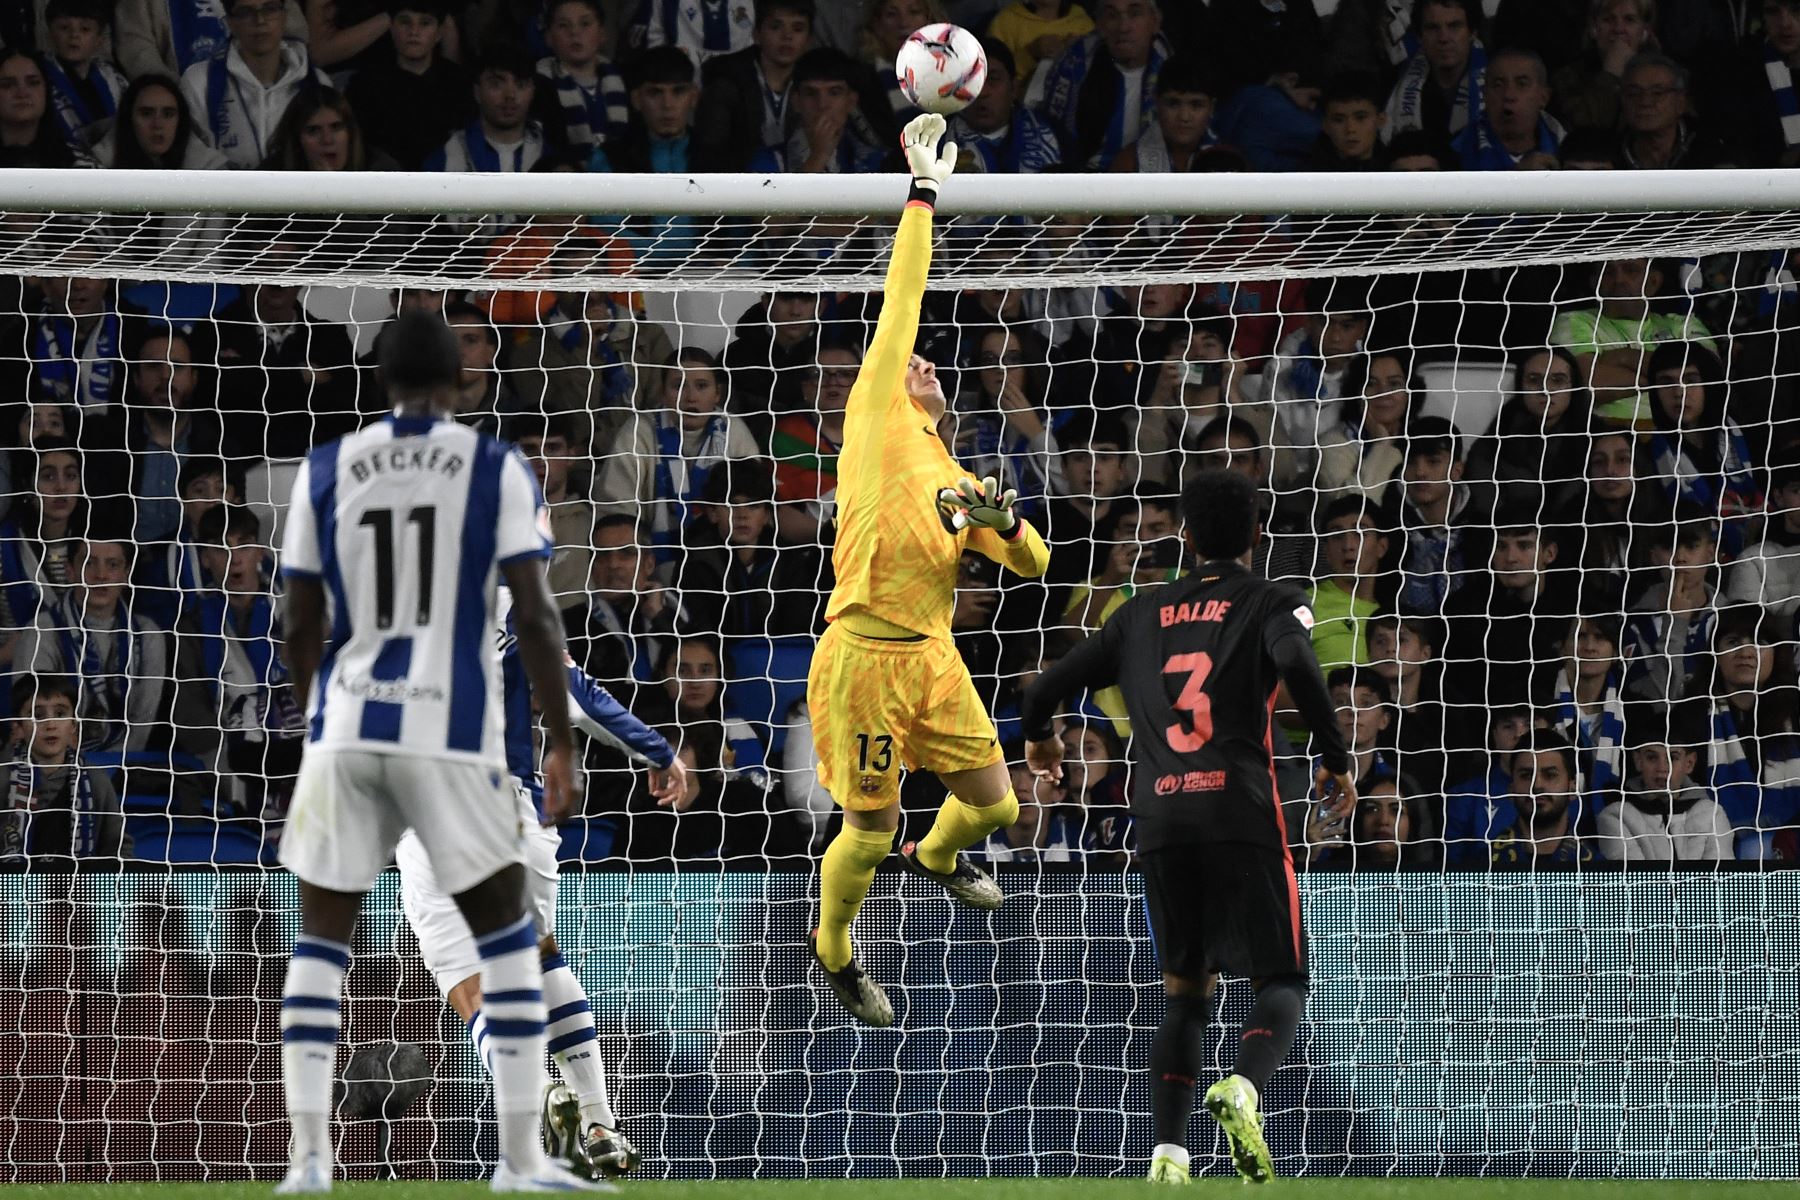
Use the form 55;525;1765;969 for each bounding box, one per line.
859;775;883;795
1155;770;1228;795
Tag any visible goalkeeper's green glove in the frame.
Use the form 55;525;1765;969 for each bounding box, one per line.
937;476;1019;534
902;112;956;200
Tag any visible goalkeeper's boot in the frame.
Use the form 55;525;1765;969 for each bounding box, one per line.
275;1151;332;1194
898;841;1004;911
809;930;894;1027
1148;1147;1192;1185
1204;1074;1274;1184
491;1156;616;1193
581;1122;641;1178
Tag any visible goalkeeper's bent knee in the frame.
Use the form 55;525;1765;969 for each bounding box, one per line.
915;789;1019;874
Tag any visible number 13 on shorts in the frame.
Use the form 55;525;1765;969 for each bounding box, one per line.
854;732;896;798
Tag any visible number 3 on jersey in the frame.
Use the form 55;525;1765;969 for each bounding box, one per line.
1162;652;1214;752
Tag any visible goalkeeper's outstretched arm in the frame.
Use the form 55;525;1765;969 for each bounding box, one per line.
844;113;957;433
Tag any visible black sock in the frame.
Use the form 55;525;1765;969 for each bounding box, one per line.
1234;975;1307;1094
1149;991;1211;1147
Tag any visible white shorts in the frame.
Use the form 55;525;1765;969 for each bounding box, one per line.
279;748;524;896
397;782;561;997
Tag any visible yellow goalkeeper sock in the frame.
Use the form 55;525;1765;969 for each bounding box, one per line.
914;790;1019;875
815;824;895;971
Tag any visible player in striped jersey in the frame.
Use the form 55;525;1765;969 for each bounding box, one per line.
396;588;686;1180
807;113;1052;1026
275;311;602;1193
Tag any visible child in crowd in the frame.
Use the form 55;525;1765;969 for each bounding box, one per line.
179;503;302;824
1391;417;1472;611
1596;703;1733;862
1308;496;1389;672
2;673;126;863
535;0;629;153
42;0;128;149
15;537;171;758
344;0;471;169
1311;71;1387;170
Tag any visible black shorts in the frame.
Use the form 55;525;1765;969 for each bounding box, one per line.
1138;840;1306;981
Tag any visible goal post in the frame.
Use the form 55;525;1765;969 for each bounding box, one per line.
0;167;1794;1182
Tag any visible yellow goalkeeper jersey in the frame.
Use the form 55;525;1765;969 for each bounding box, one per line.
825;201;1050;641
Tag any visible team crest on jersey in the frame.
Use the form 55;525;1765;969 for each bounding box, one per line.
1293;605;1315;629
859;775;882;794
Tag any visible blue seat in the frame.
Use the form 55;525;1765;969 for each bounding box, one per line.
557;819;616;862
131;818;266;865
724;636;813;758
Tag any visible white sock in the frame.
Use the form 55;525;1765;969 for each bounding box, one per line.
281;934;348;1165
466;1008;492;1074
476;914;549;1170
1153;1142;1191;1168
542;951;616;1129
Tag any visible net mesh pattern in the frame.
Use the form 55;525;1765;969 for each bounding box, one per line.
0;194;1796;1181
5;206;1800;289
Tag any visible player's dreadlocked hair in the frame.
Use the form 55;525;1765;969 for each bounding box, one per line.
1182;468;1259;561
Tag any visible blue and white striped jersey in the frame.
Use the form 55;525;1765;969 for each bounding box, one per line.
493;588;676;813
280;414;552;765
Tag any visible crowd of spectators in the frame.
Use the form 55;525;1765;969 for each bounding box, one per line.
0;0;1798;871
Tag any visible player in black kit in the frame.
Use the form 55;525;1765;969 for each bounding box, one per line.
1019;469;1355;1185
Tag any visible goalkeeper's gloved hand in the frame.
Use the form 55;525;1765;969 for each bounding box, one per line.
902;112;956;197
937;475;1018;534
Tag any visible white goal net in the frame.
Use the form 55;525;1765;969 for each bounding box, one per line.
0;168;1795;1181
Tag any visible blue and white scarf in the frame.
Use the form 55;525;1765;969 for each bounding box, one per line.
444;120;539;171
1765;41;1800;149
1041;34;1167;166
538;56;629;149
54;609;137;755
30;310;121;410
168;0;231;75
3;746;100;858
197;591;299;738
141;534;207;630
650;412;734;544
1706;701;1800;858
551;310;633;405
1284;333;1332;403
1457;111;1563;171
42;57;125;144
1650;425;1762;557
1387;42;1487;139
204;44;319;160
955;107;1063;175
1383;0;1416;65
1551;666;1627;794
1625;598;1718;700
1396;494;1466;612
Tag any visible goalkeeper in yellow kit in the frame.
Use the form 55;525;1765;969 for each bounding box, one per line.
808;113;1051;1027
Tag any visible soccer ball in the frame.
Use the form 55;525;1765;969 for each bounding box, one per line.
895;23;986;116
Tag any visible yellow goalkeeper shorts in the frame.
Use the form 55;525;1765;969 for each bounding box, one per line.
807;623;1003;812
